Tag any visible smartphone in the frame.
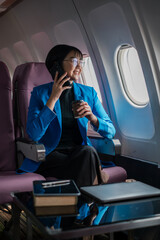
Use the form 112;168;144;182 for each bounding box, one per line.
49;63;71;87
57;64;71;87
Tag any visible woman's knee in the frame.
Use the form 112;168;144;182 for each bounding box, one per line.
80;145;100;165
81;145;97;154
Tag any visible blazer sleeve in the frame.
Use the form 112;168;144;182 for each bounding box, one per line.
26;87;56;141
91;88;116;139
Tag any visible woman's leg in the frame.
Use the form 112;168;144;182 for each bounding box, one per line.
36;145;108;187
67;145;108;187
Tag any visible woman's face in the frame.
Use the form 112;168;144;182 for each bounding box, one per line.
62;50;84;81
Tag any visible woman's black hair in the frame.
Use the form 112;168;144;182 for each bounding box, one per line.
45;44;83;79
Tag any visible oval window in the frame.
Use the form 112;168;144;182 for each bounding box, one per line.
118;45;149;105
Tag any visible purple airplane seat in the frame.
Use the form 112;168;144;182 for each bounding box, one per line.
102;166;127;183
12;62;127;184
0;61;45;204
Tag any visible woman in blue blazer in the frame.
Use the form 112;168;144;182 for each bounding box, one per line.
22;44;116;187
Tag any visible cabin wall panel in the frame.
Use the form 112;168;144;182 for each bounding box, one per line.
73;0;160;164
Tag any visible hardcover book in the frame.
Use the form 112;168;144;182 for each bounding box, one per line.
35;205;78;216
33;179;80;207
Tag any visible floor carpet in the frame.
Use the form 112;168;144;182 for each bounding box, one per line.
0;205;44;240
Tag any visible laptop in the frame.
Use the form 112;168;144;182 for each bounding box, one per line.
80;181;160;205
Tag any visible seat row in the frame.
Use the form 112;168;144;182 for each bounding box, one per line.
0;61;127;206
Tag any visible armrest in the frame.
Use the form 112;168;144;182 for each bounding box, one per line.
89;137;121;156
16;138;46;163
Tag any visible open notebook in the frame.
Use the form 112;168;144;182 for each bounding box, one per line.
80;181;160;204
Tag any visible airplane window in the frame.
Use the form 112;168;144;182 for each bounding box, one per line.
117;45;149;106
79;56;102;103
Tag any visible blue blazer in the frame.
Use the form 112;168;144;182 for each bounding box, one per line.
19;82;116;172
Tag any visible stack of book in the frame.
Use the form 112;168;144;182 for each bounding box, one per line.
33;179;80;216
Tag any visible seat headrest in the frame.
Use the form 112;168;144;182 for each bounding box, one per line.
13;62;53;90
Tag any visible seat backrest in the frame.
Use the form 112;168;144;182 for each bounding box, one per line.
12;62;127;183
13;62;53;139
0;61;16;171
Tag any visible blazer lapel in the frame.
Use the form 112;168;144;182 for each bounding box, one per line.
73;82;83;101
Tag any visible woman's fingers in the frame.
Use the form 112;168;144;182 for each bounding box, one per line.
74;102;92;118
54;71;59;82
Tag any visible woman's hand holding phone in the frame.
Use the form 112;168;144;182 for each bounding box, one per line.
46;71;71;111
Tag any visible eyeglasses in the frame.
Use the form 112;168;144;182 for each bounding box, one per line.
63;58;85;68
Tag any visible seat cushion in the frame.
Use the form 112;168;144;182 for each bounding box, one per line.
102;166;127;183
0;171;45;204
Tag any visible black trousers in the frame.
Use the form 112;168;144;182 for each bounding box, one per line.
36;145;105;187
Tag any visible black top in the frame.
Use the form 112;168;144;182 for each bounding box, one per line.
56;86;83;149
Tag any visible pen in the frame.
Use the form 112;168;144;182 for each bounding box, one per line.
42;180;70;188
